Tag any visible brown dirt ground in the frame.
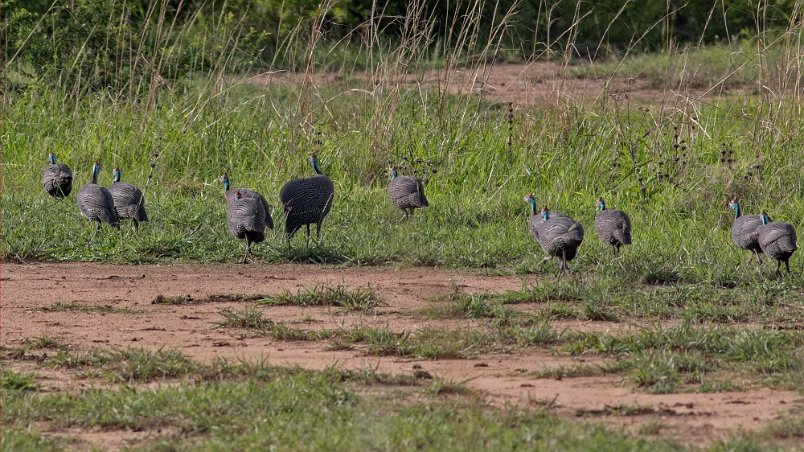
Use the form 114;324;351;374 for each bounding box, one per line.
246;62;733;107
2;262;801;449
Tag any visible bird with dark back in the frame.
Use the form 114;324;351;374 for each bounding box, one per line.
728;197;765;265
594;197;631;255
387;164;429;219
109;166;148;231
757;210;798;275
226;189;268;263
76;161;119;235
220;173;274;229
279;153;334;246
524;194;584;272
43;153;73;198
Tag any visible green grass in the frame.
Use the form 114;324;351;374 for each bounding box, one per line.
1;76;802;289
1;369;39;392
215;306;336;341
257;284;383;313
0;363;679;451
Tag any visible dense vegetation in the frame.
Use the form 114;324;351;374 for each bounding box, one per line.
3;0;801;92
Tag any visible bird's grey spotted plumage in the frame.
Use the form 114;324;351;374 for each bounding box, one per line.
227;190;267;263
109;166;148;231
279;154;334;244
77;162;119;234
728;198;764;264
525;195;584;272
594;197;631;255
43;153;73;198
757;211;798;274
388;165;428;218
220;173;274;230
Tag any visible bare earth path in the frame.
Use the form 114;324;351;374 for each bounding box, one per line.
2;262;801;447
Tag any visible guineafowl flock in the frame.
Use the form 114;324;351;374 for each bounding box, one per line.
43;154;799;274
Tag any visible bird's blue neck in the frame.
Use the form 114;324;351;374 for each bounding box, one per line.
113;170;121;183
732;203;741;219
761;213;769;225
91;165;100;184
391;169;398;179
48;154;56;164
223;178;230;191
597;202;606;211
542;210;550;220
528;199;536;216
311;158;322;175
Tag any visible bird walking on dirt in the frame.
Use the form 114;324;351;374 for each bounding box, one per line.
279;153;334;247
757;210;798;275
525;194;584;273
220;173;274;229
43;153;73;198
387;164;429;219
728;197;765;265
594;197;631;255
227;189;268;263
76;161;119;236
109;166;148;232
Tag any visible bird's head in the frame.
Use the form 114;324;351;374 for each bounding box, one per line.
729;196;740;217
541;205;550;220
48;153;56;164
309;153;322;174
390;165;398;179
523;193;536;215
112;166;121;183
220;173;230;191
760;209;770;225
596;196;606;211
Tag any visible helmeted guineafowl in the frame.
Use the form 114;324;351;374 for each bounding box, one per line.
524;194;584;272
109;166;148;231
43;153;73;198
388;164;428;218
77;161;119;235
757;210;798;275
279;153;334;245
594;197;631;255
728;197;764;264
227;189;268;263
220;173;274;229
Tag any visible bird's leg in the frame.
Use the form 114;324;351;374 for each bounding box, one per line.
611;244;617;256
316;222;322;241
133;220;139;233
305;224;311;249
92;222;101;239
408;208;414;218
537;256;552;268
776;260;782;276
241;239;251;264
785;259;791;274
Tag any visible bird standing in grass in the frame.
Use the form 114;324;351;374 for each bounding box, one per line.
43;153;73;198
220;173;273;229
109;166;148;232
728;197;765;264
594;197;631;255
279;153;334;246
77;161;119;235
227;190;268;264
757;210;798;275
524;194;584;272
387;164;429;219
